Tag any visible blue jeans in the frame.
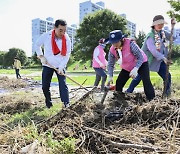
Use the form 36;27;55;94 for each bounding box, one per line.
126;74;141;93
158;61;171;95
42;66;69;108
93;68;107;91
126;61;171;95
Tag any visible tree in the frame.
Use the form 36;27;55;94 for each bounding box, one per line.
0;51;6;66
135;31;146;48
172;45;180;59
3;48;28;67
73;9;128;62
167;0;180;22
31;53;41;65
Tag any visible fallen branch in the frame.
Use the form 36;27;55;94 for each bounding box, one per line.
20;140;38;154
84;126;165;152
157;108;180;128
176;149;180;154
108;140;163;152
0;145;9;147
83;126;131;143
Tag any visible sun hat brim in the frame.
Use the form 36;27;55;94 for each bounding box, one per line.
152;19;168;26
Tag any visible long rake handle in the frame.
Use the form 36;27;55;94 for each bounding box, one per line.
46;62;89;91
162;18;175;97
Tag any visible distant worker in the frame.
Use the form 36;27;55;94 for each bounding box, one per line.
13;57;21;79
92;38;108;91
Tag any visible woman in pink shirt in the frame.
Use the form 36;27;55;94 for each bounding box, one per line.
92;38;108;91
107;30;155;101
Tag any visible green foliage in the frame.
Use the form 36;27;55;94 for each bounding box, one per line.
46;131;76;154
171;45;180;65
0;51;6;66
36;103;63;117
59;137;76;154
67;59;92;71
31;52;41;65
167;0;180;21
24;125;39;141
135;31;146;48
67;55;76;67
45;131;61;151
3;48;28;67
24;126;76;153
73;9;128;62
172;45;180;58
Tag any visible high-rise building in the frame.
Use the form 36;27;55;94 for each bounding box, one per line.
164;26;180;45
67;24;77;51
32;17;54;55
79;0;105;23
174;28;180;45
32;17;77;55
79;1;136;38
120;14;136;38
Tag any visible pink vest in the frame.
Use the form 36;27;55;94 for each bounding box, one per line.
110;39;147;72
92;45;107;68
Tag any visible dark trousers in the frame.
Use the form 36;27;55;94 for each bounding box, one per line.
42;66;69;108
126;61;171;95
93;68;107;91
15;69;21;79
116;62;155;101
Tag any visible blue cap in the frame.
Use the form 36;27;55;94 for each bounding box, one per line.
108;30;126;44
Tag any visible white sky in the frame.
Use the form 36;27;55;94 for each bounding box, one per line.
0;0;179;56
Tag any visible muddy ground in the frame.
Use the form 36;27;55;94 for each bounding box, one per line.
0;76;179;154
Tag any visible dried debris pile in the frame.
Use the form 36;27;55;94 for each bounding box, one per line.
38;90;180;153
0;76;180;153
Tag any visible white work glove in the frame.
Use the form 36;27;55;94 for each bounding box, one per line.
58;67;64;75
129;67;138;79
108;76;113;84
39;56;47;65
